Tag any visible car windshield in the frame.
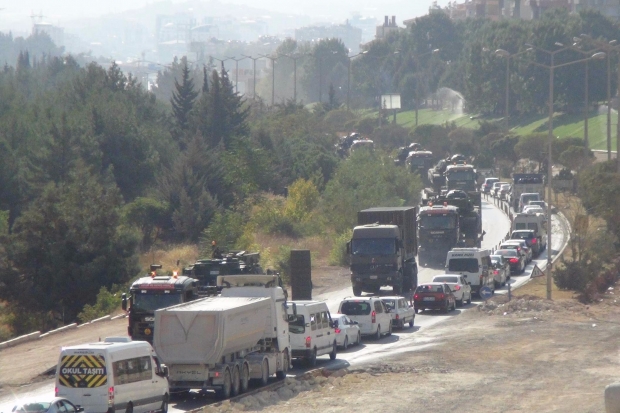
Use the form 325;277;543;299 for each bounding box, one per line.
448;258;479;273
382;299;396;309
351;238;395;256
14;403;51;413
288;314;305;334
132;292;183;313
522;195;539;204
447;170;476;180
408;156;429;166
419;214;457;229
416;284;444;293
433;276;458;283
340;301;372;315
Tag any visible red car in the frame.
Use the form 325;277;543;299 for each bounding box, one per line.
413;282;457;314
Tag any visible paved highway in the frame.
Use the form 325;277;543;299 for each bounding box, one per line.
0;199;568;413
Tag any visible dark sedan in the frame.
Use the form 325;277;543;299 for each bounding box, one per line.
493;249;525;274
511;229;541;257
413;282;456;314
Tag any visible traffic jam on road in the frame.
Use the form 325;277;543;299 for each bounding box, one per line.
1;158;562;413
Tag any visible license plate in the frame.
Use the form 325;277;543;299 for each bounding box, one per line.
369;276;378;279
423;297;435;301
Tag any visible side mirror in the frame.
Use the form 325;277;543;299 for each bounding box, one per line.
352;321;359;325
76;407;85;413
121;293;127;311
156;365;169;378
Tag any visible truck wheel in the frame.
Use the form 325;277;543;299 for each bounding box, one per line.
276;351;289;379
329;341;337;360
352;285;362;297
217;369;232;399
260;359;269;386
240;363;250;393
231;366;240;396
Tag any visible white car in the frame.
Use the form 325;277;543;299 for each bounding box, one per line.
522;205;544;215
331;313;361;350
527;200;547;213
500;240;532;263
338;297;392;339
380;296;415;329
431;274;472;307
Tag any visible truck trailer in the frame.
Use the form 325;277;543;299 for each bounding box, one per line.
347;207;418;296
153;274;292;399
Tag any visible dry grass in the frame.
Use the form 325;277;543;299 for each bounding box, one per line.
254;232;333;268
138;244;201;273
514;273;578;301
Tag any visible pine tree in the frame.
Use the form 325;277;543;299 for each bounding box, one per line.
171;61;198;131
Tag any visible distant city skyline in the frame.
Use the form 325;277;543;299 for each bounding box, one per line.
2;0;450;33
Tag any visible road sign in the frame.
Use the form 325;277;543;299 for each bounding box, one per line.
479;286;493;301
531;264;544;278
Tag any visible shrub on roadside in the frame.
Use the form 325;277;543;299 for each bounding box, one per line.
78;285;124;323
329;230;352;266
553;260;600;292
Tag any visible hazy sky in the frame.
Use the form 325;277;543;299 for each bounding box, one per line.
4;0;450;30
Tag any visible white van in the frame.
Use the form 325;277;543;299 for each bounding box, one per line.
519;193;541;212
287;301;337;367
512;212;547;250
55;337;169;413
445;248;494;295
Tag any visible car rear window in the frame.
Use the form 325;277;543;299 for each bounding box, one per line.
447;258;479;272
416;284;444;293
495;249;518;257
513;232;534;239
340;301;371;315
433;276;458;283
289;314;305;334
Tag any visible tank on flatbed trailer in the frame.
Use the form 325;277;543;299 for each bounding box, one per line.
348;207;418;296
153;274;291;398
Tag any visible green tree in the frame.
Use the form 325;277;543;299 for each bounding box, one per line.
0;162;139;328
515;134;547;166
171;61;198;131
322;150;422;232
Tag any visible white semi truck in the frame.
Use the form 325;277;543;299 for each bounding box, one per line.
153;274;292;399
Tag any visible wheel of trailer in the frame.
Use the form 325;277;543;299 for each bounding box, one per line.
231;365;241;396
125;403;133;413
260;359;269;386
352;285;362;296
343;336;349;350
240;363;250;393
217;368;232;399
160;395;169;413
329;341;337;360
307;348;317;367
276;351;289;379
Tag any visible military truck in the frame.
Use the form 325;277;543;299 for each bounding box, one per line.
418;191;484;266
347;207;418;296
406;150;434;185
182;250;262;296
122;264;199;344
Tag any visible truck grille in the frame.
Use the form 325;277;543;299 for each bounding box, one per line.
351;264;395;274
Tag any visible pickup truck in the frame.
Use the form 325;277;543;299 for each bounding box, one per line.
381;296;415;329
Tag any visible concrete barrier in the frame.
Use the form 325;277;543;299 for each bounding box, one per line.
40;323;77;338
605;382;620;412
89;315;111;324
0;331;41;350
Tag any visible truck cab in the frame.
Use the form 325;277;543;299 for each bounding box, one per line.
417;204;460;266
122;265;198;343
445;164;478;192
406;151;434;184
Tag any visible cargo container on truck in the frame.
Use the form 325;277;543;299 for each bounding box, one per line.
153;274;292;399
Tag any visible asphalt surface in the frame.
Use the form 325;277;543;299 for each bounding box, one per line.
0;198;569;413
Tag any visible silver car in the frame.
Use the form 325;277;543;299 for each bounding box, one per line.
431;274;472;307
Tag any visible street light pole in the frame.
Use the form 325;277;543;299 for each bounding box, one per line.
521;44;606;300
259;54;277;106
279;53;303;103
242;55;260;99
346;51;367;111
227;56;247;95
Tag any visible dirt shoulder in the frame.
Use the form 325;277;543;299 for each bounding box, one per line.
207;292;620;413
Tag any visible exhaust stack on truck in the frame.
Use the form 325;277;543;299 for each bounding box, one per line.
153;274;292;399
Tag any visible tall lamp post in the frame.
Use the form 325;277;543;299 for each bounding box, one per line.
522;44;606;300
279;53;304;103
211;56;232;76
227;56;247;94
413;48;440;125
494;48;533;129
258;54;278;106
346;50;367;111
242;54;260;99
